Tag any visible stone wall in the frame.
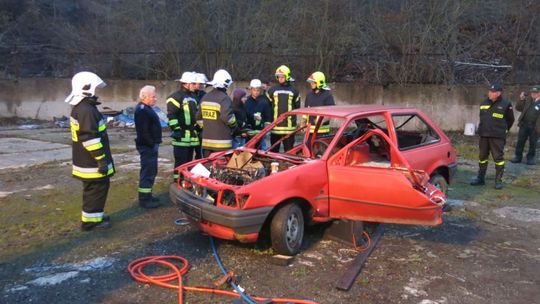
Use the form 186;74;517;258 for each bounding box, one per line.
0;78;528;132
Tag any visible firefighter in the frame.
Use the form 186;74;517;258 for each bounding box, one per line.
65;71;114;231
196;69;237;157
511;85;540;165
304;71;335;136
134;85;162;209
245;79;272;150
471;83;515;189
266;65;301;152
192;72;208;159
167;72;200;182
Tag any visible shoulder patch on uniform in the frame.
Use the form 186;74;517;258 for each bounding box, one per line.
139;104;144;109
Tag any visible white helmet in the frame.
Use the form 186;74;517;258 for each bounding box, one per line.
176;71;196;83
208;69;233;89
249;79;262;88
193;73;208;84
65;71;106;105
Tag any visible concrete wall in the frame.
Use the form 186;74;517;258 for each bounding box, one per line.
0;78;526;132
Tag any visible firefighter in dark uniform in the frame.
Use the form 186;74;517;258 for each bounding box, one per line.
511;85;540;165
266;65;301;152
65;71;114;231
167;72;200;182
304;71;335;136
471;83;515;189
196;69;237;157
192;72;208;159
134;85;162;208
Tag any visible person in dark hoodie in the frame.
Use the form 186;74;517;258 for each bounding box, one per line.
231;88;250;148
245;79;272;150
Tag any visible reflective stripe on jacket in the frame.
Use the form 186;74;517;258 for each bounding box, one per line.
196;88;237;150
166;89;200;147
70;97;115;181
478;97;515;138
305;89;335;134
266;84;300;134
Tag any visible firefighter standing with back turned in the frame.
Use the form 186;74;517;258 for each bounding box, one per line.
134;85;162;209
266;65;301;152
66;71;115;231
167;72;200;182
196;69;237;157
471;83;515;189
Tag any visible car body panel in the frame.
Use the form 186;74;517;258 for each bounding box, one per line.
170;105;453;244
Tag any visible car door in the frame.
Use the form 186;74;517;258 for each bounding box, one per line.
327;129;443;226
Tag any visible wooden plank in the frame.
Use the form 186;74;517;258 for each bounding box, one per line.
335;224;384;291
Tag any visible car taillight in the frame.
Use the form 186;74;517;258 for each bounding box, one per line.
237;194;250;208
221;189;236;207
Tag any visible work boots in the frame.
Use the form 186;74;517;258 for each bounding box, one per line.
470;162;487;186
494;165;504;190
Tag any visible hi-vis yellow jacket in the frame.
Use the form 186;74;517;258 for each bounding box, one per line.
70;97;115;180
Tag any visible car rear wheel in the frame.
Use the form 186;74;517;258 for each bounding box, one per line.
429;173;448;195
270;203;304;255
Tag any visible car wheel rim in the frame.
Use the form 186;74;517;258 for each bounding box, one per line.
286;213;299;247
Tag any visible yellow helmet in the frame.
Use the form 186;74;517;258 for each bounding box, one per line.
275;65;293;82
307;71;328;90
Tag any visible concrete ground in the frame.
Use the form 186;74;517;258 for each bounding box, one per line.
0;125;539;304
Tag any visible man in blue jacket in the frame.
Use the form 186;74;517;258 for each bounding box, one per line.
134;85;162;208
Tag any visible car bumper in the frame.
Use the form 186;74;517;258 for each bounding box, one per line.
169;184;272;242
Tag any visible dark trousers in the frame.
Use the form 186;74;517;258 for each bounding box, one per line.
479;137;506;164
270;133;295;152
194;144;203;159
82;178;110;221
173;146;194;181
137;144;159;201
515;125;538;161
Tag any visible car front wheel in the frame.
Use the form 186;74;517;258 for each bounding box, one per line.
270;203;304;255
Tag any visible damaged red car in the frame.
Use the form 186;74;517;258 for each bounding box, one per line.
169;105;456;255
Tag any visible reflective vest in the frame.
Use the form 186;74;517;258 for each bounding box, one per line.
166;89;200;147
70;97;115;180
266;84;300;135
196;88;237;150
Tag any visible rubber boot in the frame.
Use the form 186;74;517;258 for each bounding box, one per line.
494;165;504;190
470;162;487;186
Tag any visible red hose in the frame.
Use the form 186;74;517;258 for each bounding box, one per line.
128;255;319;304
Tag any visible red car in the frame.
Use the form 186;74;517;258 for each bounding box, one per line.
170;105;456;255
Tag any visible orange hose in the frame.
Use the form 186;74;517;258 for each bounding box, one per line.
128;255;319;304
352;229;372;252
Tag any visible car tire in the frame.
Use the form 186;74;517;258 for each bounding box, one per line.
429;173;448;195
270;203;304;255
